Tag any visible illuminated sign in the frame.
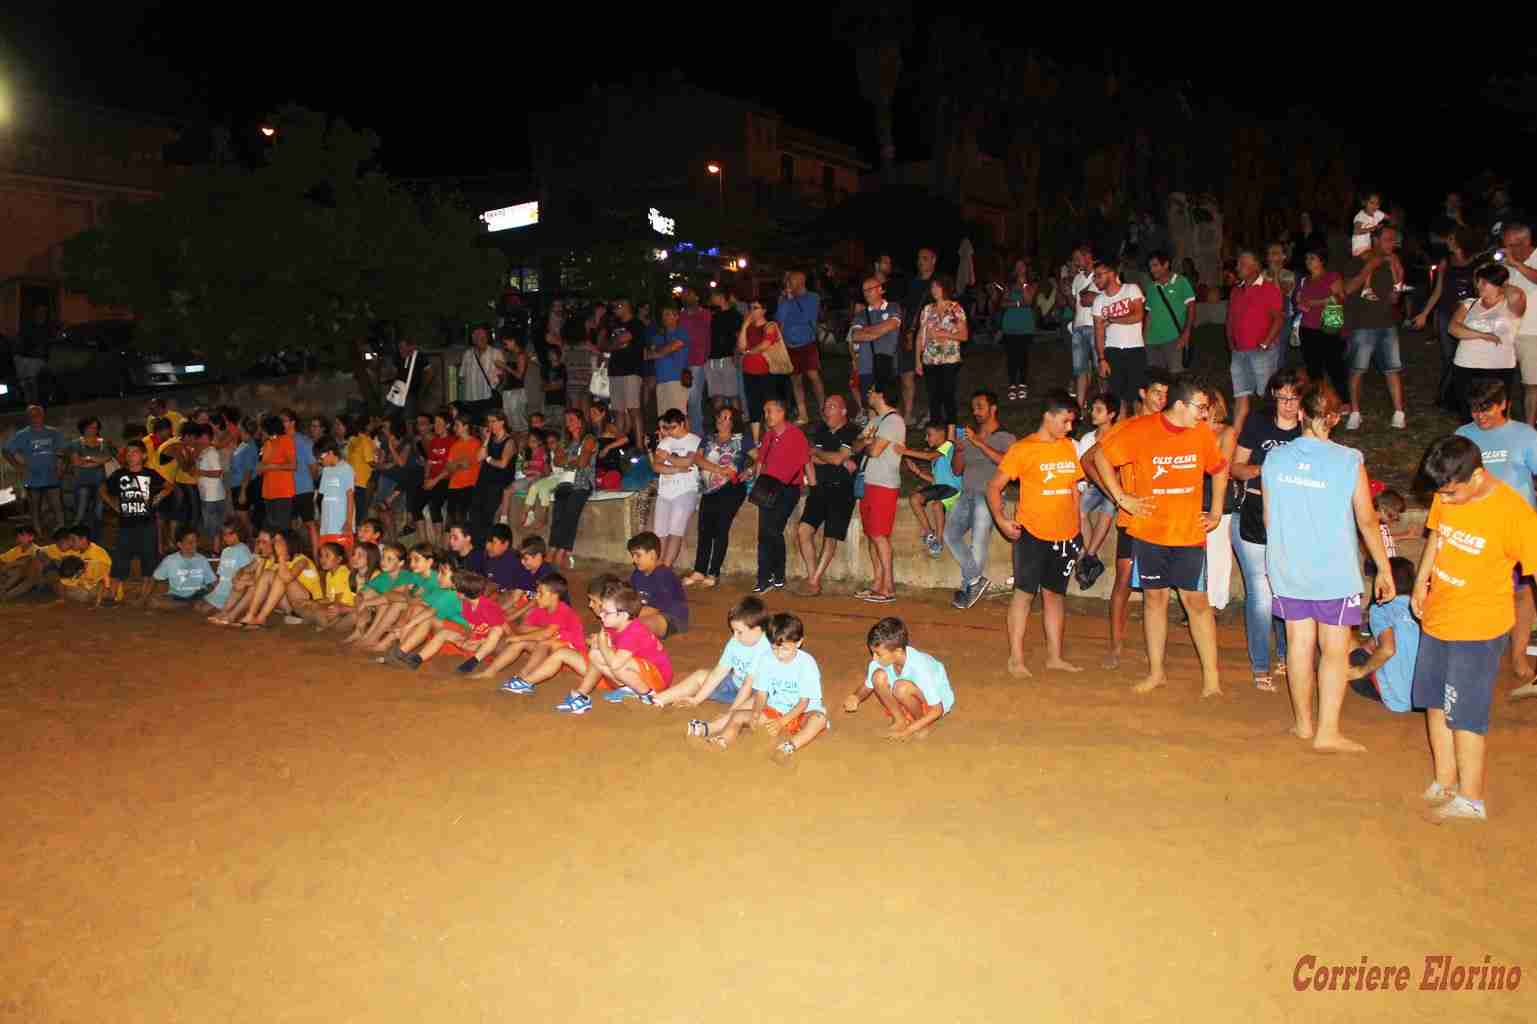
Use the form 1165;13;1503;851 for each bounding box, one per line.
481;202;540;232
648;207;676;236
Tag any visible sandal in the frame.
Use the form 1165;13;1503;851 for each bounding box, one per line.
681;572;707;587
1253;674;1277;693
698;576;717;589
853;589;879;602
686;719;709;737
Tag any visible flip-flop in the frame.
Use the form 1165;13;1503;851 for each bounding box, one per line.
241;622;267;631
868;593;896;604
1254;675;1277;693
853;589;879;601
686;719;709;737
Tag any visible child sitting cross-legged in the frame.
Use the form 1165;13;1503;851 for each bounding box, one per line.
514;581;672;712
650;595;770;708
306;541;379;632
389;568;507;672
357;543;434;650
686;611;827;760
842;615;956;741
479;573;586;686
143;527;217;611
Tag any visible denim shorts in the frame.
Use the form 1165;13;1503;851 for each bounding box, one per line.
1071;324;1096;377
1347;327;1403;373
1411;633;1507;735
1079;485;1113;517
201;499;227;537
1229;345;1282;398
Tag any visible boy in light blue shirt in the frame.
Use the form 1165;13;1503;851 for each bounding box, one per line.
314;438;357;539
145;527;217;611
656;596;769;708
1347;557;1421;712
844;616;955;740
686;612;827;759
898;423;962;556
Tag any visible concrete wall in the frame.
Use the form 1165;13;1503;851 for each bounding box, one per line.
546;488;1430;602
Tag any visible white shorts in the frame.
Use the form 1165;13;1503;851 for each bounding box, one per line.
1518;335;1537;386
656;380;688;417
653;491;700;537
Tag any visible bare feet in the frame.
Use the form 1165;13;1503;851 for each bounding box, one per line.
1200;684;1223;699
1006;658;1033;679
1312;734;1366;754
1510;680;1537;701
1288;724;1315;741
1131;673;1166;694
1042;658;1082;673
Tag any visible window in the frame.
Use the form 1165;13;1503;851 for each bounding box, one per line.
780;154;794;184
822;165;835;192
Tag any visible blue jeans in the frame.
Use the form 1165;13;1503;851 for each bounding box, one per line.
1347;327;1403;373
943;489;993;586
1070;325;1096;377
72;483;101;528
1229;345;1282;399
1230;514;1286;675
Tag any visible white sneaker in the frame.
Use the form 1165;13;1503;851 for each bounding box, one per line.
1390;410;1406;429
1429;795;1486;823
1422;781;1457;803
1346;411;1362;431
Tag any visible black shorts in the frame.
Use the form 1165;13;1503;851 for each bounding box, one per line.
1116;525;1136;562
233;483;256;512
1012;529;1083;595
799;482;856;542
1105;347;1148;410
293;491;316;523
918;484;957;504
264;497;294;531
1130;537;1205;592
111;522;159;580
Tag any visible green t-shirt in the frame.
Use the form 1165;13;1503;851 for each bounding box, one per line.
1143;274;1197;346
420;579;468;626
364;569;427;595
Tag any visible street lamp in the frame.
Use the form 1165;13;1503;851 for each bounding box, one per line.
706;162;723;210
259;124;276;138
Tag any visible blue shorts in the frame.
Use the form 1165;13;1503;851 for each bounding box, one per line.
1070;324;1096;377
707;672;741;704
1229;346;1282;399
1411;633;1507;735
201;499;226;537
1347;327;1403;373
1079;485;1114;518
1130;538;1205;592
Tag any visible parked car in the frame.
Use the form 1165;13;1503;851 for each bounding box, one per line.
38;320;209;403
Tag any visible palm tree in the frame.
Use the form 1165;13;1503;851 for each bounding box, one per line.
833;2;912;184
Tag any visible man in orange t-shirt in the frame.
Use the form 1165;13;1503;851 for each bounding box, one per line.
988;390;1085;678
1081;368;1172;669
1412;435;1537;823
1091;374;1229;698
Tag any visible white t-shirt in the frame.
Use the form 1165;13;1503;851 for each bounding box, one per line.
1351;209;1385;256
1071;270;1097;328
655;432;701;499
1507;252;1537;334
1091;282;1146;349
1455;297;1519;370
196;446;225;502
1074;429;1098;493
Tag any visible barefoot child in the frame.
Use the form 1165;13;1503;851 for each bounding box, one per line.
652;596;770;708
348;542;413;642
543;582;672;712
209;529;274;624
627;531;689;640
144;527;217;610
479;573;585;685
234;529;321;628
686;612;827;758
203;523;254;616
0;525;39;599
301;541;362;630
842;616;956;740
1411;435;1537;822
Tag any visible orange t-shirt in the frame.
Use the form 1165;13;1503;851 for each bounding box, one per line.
260;435;297;500
447;437;482;490
1422;480;1537;641
1096;416;1143;529
1097;414;1225;548
997;435;1083;542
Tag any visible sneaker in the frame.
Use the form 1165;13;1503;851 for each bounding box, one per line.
925;534;942;557
1422;781;1458;803
951;590;968;610
1429;794;1486;823
283;615;304;625
638;691;658;706
776;740;796;757
500;677;535;694
1346;411;1362;431
1390;410;1406;429
686;719;709;737
554;692;593;715
603;686;638;704
455;657;480;675
751;582;773;594
1077;554;1106;590
770;578;786;590
964;576;990;609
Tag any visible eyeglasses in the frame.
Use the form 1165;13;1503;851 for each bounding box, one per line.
1275;394;1301;404
599;607;624;618
1190;403;1211;414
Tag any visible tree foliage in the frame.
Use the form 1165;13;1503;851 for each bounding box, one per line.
62;106;504;403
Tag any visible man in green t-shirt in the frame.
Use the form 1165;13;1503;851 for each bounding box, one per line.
1144;251;1196;374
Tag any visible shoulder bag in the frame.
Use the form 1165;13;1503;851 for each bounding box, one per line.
385;349;418;408
747;428;787;510
1155;282;1195;369
762;324;794;376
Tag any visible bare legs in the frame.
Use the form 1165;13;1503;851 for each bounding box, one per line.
795;524;839;595
1005;588;1081;678
1282;618;1364;752
1135;587;1221;697
1105;555;1134;669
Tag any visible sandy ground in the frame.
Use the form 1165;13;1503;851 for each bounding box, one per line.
2;571;1535;1023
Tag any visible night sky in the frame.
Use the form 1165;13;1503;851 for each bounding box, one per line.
6;3;1536;221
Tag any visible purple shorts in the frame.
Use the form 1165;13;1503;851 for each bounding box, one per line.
1273;593;1363;627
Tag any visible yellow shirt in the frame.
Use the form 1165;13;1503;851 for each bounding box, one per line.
142;434;196;485
322;566;356;607
145;410;186;437
346;434;376;487
285;555;324;600
0;544;36;563
61;543;113;589
40;544;66;561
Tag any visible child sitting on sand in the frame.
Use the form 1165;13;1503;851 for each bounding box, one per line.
627;531;688;639
390;569;506;672
477;573;585;685
652;595;771;708
1346;556;1420;712
529;582;672;712
842;616;956;740
686;612;826;759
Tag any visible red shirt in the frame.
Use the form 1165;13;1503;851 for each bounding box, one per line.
1227;277;1282;352
742;323;778;375
756;423;811;485
426;434;453;479
459;595;507;638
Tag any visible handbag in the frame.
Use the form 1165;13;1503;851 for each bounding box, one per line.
1321;300;1345;333
385;349;418;408
762;325;794;375
746;427;786;509
1238;485;1267;544
589;358;611;400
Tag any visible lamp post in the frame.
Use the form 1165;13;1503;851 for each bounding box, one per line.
706;162;723;210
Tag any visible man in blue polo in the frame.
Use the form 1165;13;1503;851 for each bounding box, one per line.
776;270;822;425
3;404;66;533
850;276;902;410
